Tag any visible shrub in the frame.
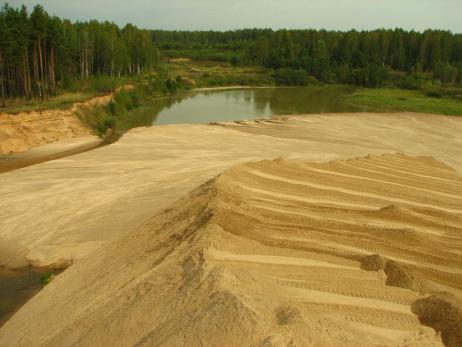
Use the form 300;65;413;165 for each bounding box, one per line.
40;272;53;286
91;76;117;94
165;78;178;93
425;89;442;98
274;68;309;86
100;115;115;132
108;100;117;115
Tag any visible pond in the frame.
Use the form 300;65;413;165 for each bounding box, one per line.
115;86;362;133
0;268;47;327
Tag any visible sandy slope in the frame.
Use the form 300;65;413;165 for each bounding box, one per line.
1;113;462;269
0;136;102;173
1;153;461;346
0;94;110;155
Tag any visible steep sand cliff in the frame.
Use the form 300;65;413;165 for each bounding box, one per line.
0;94;110;155
1;154;461;346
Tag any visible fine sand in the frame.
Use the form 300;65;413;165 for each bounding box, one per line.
1;112;462;269
0;113;462;346
0;94;110;155
1;153;461;346
0;136;102;173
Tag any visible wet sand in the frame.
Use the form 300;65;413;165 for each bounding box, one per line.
0;136;102;174
0;268;45;327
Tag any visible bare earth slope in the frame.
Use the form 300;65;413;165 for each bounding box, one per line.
0;94;110;155
1;113;462;269
1;154;461;346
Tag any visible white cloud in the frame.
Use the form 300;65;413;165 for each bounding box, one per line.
5;0;462;32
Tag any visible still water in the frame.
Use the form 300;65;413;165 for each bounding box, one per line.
116;86;361;132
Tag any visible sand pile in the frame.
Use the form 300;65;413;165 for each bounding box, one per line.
412;293;462;347
2;113;462;271
0;94;110;155
1;153;461;346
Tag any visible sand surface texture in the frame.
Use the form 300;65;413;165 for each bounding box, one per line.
1;153;461;346
1;113;462;269
0;94;110;155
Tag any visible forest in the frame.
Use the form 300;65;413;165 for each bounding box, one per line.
153;29;462;87
0;4;159;103
1;4;462;105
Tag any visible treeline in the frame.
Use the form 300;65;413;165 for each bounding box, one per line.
0;4;159;103
152;29;462;87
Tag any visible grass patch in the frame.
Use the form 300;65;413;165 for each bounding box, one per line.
0;92;97;114
162;48;234;63
345;88;462;116
165;59;275;87
40;272;53;286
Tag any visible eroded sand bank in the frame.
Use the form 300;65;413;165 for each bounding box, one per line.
0;94;110;155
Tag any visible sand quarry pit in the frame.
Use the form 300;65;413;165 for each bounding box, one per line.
0;93;110;156
0;113;462;346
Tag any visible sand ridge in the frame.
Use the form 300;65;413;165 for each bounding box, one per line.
1;113;462;270
1;153;461;346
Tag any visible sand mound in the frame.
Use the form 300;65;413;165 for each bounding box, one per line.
412;294;462;347
361;254;387;271
2;153;462;346
361;256;437;294
384;261;428;292
2;113;462;270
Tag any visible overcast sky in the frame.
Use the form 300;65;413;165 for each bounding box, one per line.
4;0;462;32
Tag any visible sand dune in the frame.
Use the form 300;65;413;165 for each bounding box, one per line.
1;113;462;270
1;153;461;346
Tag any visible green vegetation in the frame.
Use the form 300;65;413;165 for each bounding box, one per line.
1;75;135;114
40;272;53;286
274;68;311;86
76;88;142;137
2;4;462;126
1;92;95;114
76;70;200;136
162;48;233;63
0;4;159;104
153;29;462;89
166;59;274;87
345;88;462;115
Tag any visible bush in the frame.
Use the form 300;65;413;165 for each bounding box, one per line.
91;76;117;94
114;89;131;110
165;78;178;93
274;68;309;86
425;89;442;98
108;100;117;115
40;272;53;286
399;72;425;90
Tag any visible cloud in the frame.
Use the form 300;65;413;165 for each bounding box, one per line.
5;0;462;32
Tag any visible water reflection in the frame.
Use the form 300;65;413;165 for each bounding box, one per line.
116;86;360;134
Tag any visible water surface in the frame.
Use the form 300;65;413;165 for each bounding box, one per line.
117;86;361;132
0;268;44;326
